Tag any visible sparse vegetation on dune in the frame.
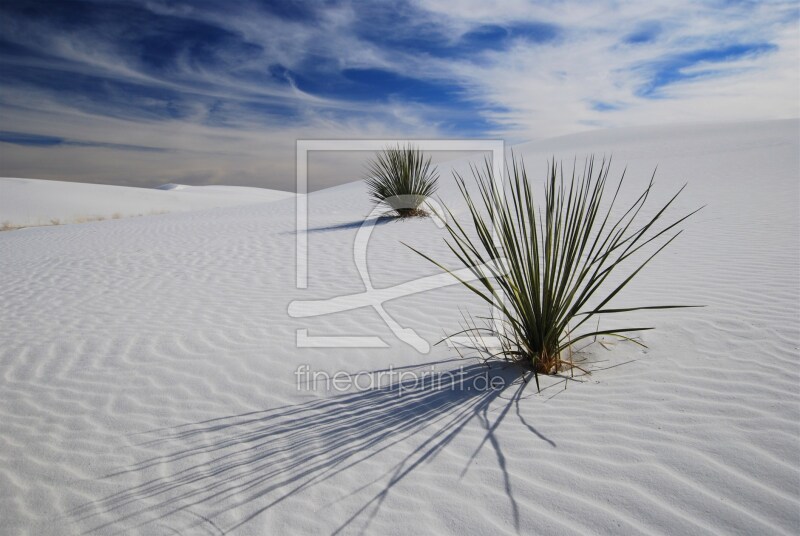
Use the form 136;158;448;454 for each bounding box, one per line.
410;155;702;390
365;144;439;218
0;210;169;231
73;215;106;224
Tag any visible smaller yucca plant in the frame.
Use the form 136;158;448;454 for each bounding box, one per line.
365;144;439;217
410;155;702;391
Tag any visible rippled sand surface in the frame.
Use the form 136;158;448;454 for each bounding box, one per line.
1;119;797;535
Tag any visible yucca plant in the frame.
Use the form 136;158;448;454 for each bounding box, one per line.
410;155;701;390
365;144;439;217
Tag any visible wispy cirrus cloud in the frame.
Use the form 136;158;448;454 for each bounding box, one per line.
0;0;797;189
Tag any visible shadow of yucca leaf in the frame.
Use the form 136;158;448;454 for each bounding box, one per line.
71;362;551;535
409;155;703;391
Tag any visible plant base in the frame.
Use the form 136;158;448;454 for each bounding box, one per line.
394;208;428;218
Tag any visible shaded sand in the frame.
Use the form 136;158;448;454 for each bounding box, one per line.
0;119;798;535
0;178;294;229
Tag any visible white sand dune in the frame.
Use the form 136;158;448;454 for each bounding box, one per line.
0;119;798;535
0;178;295;229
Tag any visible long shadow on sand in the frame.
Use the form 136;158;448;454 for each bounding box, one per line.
296;215;396;234
73;360;554;535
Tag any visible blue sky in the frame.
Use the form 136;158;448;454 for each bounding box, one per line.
0;0;797;189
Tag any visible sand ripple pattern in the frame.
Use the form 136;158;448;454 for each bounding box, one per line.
0;120;798;535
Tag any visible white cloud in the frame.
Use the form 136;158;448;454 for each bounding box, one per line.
1;0;797;188
411;0;799;140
